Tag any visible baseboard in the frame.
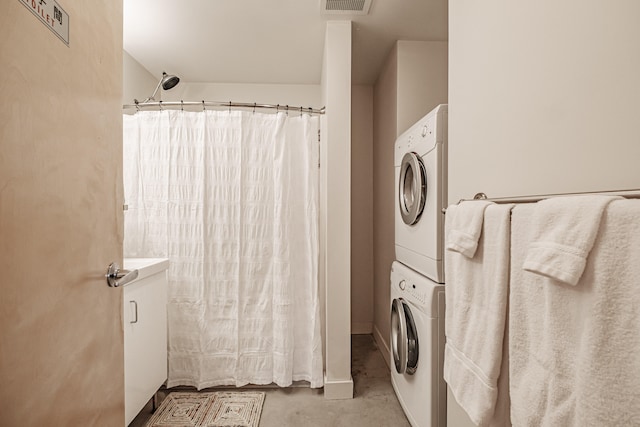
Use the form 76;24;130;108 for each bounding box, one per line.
323;375;354;399
351;322;373;335
373;324;391;369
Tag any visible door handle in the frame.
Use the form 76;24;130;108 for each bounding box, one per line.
105;262;139;287
130;300;138;324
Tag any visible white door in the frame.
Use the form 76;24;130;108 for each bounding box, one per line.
0;1;124;425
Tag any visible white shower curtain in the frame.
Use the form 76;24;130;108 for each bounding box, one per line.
123;110;323;389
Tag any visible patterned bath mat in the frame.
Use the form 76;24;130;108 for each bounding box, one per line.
145;391;265;427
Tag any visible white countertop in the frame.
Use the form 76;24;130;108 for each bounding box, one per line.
123;258;169;283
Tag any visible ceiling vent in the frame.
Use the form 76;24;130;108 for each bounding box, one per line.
321;0;372;15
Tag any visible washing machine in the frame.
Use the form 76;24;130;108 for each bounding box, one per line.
390;261;446;427
395;104;447;283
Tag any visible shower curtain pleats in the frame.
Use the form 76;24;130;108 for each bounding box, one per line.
123;110;323;389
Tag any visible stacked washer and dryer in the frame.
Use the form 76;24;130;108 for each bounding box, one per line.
390;104;447;427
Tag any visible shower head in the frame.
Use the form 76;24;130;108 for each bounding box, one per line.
161;72;180;90
142;71;180;103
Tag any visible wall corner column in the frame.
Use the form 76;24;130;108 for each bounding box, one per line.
320;20;353;400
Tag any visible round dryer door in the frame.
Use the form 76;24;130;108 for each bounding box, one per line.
391;298;419;375
398;152;427;225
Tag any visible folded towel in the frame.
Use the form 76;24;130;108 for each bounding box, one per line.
509;200;640;426
444;204;513;426
522;195;621;285
446;200;494;258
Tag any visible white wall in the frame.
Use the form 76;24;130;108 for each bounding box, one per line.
449;0;640;204
448;1;640;424
321;20;353;400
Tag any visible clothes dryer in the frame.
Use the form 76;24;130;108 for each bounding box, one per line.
390;261;446;427
395;104;447;283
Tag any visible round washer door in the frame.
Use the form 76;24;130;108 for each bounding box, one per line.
391;298;420;375
398;152;427;225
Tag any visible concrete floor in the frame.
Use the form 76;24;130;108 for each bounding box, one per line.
130;334;410;427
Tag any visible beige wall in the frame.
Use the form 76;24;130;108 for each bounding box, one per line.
372;41;448;363
351;85;374;334
397;41;449;135
372;44;398;360
448;1;640;424
0;1;124;425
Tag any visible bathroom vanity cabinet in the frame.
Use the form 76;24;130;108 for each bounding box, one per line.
123;258;169;426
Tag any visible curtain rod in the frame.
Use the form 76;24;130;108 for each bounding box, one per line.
443;188;640;213
122;100;325;115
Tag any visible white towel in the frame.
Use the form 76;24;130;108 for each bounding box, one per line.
510;200;640;426
522;195;621;285
444;203;513;426
446;200;495;258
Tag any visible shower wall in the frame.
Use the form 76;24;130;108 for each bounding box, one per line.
163;82;321;109
123;50;157;107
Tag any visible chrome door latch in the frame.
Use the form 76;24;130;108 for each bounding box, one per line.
106;262;139;287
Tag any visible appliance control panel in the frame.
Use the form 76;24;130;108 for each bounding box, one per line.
408;284;427;305
398;280;427;305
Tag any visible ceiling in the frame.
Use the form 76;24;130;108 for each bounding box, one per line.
123;0;448;86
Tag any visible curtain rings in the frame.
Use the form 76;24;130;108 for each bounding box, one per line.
159;100;163;111
202;100;206;111
181;100;184;111
253;103;256;114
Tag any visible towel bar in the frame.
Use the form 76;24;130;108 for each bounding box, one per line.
442;189;640;213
